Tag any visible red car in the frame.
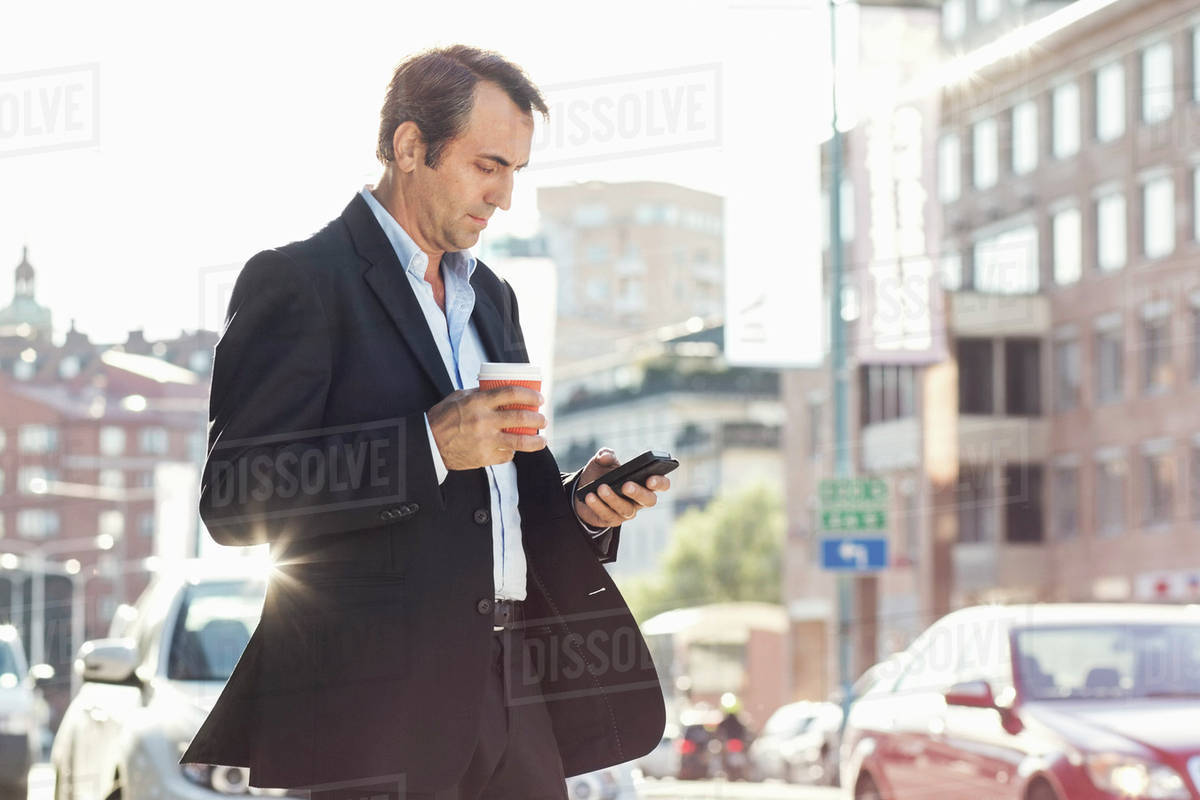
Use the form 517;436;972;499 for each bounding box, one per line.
841;603;1200;800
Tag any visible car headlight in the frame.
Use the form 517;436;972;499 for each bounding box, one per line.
1084;753;1189;800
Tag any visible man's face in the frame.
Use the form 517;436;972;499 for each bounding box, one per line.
409;81;534;253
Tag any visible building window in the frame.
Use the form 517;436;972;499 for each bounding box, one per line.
17;467;50;495
973;224;1039;294
1052;207;1082;285
1011;101;1038;175
807;399;822;460
1052;82;1080;159
1052;463;1079;539
975;0;1000;23
1141;444;1175;527
859;365;918;425
18;425;58;454
99;510;125;538
1095;455;1127;537
98;469;124;490
1053;333;1080;412
942;0;966;41
956;465;994;544
0;430;5;452
1095;60;1126;142
940;250;963;290
1143;175;1175;259
584;244;611;263
1005;339;1042;415
1194;166;1200;242
0;469;5;495
1096;191;1127;271
821;180;855;248
1141;41;1174;124
1195;27;1200;103
99;426;125;456
139;513;155;538
1004;464;1044;543
1141;305;1173;394
1094;320;1124;404
572;203;610;227
1191;442;1200;522
1191;303;1200;383
938;134;961;203
957;339;994;414
973;118;998;189
138;427;168;456
16;509;59;539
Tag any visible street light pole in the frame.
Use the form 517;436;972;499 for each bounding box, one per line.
827;0;856;713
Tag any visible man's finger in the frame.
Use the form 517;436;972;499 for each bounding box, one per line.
596;483;639;517
484;385;543;408
619;482;658;508
498;409;546;431
501;432;547;453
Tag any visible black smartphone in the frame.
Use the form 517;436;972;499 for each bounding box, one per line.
574;450;679;503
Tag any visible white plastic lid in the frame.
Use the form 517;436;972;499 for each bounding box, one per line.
478;361;542;380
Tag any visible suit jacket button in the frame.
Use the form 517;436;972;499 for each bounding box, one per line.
405;503;420;515
476;598;493;615
473;508;490;525
379;509;393;521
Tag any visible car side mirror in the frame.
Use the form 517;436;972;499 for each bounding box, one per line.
944;679;996;709
28;663;55;688
75;638;140;685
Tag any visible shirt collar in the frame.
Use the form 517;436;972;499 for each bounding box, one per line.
359;185;477;281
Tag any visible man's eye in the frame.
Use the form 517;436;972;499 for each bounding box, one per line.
478;165;495;175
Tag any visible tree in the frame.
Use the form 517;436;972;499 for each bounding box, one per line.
621;482;784;623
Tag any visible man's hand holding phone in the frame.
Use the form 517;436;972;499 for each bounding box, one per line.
574;449;675;529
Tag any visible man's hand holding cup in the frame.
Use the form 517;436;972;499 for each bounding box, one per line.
427;363;546;470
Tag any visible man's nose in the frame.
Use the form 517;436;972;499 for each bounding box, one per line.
485;172;513;212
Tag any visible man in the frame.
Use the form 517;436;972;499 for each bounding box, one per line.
180;46;670;799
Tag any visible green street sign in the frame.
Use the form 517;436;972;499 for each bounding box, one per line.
819;509;887;532
818;478;888;508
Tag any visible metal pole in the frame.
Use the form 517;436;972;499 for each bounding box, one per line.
30;553;44;668
828;0;858;717
70;573;84;699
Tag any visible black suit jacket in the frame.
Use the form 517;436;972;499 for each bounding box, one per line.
179;193;665;792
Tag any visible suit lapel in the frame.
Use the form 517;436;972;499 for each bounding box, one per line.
344;194;456;397
470;287;524;365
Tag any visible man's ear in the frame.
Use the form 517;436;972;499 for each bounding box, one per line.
391;121;424;173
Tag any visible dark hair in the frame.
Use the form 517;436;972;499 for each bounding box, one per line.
376;45;548;169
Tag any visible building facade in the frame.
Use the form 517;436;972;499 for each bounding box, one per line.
784;0;1200;701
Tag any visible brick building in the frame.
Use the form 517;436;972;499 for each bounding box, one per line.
783;0;1200;701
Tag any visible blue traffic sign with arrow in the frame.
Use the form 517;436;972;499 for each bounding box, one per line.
819;537;888;571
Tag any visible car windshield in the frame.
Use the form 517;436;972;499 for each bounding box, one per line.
167;578;266;681
1014;623;1200;700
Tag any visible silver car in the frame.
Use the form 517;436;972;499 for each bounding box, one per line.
50;559;290;800
51;559;641;800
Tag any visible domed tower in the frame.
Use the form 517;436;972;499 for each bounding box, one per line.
0;246;54;340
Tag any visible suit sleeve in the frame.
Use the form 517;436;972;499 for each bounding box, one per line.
199;249;437;547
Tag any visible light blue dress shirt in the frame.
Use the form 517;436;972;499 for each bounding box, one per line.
359;186;605;601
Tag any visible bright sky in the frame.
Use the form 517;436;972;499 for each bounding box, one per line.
1;0;848;345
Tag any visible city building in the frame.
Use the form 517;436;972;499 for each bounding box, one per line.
538;181;724;364
784;0;1200;701
0;247;213;730
553;321;783;577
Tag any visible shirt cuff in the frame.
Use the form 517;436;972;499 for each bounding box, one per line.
424;413;449;486
570;472;611;538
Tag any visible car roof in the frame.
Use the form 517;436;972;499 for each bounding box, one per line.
940;602;1200;629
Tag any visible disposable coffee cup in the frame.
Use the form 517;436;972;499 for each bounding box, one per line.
478;362;543;435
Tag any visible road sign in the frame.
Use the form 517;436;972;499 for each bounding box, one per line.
819;509;887;531
818;478;888;507
820;537;889;571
